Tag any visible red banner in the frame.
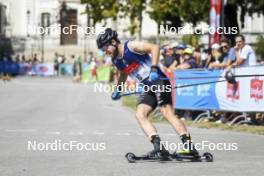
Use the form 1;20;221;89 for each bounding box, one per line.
209;0;221;47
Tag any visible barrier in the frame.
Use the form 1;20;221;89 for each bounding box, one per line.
0;62;54;76
59;64;73;76
173;66;264;112
81;65;111;83
0;60;20;74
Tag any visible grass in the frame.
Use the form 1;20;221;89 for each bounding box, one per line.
122;96;264;135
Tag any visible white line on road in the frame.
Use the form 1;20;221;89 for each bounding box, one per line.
46;131;61;135
93;131;105;135
116;132;131;136
5;129;37;132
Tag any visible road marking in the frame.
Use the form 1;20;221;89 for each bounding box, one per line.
136;132;144;136
5;129;37;132
46;131;61;135
93;131;105;135
116;132;130;136
69;131;84;135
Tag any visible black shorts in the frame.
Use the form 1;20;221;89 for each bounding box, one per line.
136;79;172;110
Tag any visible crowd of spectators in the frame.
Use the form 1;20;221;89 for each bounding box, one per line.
158;34;263;125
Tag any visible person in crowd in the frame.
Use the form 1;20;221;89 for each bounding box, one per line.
176;48;197;69
72;55;82;83
160;44;179;72
209;38;236;69
204;43;221;68
175;43;187;65
53;52;59;76
1;54;12;81
15;54;20;63
21;55;26;63
193;48;202;68
231;34;257;67
61;55;66;64
32;53;39;64
87;52;94;64
90;56;97;81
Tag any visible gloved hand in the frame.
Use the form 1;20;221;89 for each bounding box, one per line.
111;88;121;100
148;66;159;83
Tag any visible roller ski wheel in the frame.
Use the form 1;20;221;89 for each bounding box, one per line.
125;152;136;163
125;152;170;163
201;152;213;162
172;151;213;162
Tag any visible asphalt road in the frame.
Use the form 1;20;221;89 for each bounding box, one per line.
0;77;263;176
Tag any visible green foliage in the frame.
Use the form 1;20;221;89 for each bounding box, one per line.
120;0;146;37
255;35;264;60
182;34;200;48
227;0;264;28
81;0;119;26
148;0;209;27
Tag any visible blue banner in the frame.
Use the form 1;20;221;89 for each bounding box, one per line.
173;66;264;112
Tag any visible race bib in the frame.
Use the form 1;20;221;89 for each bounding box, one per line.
130;62;150;82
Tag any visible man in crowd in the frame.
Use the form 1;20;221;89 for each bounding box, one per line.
160;44;179;72
232;34;257;67
209;37;236;69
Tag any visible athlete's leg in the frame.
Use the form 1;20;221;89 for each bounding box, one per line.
135;104;157;138
135;92;169;157
159;104;187;135
155;79;198;155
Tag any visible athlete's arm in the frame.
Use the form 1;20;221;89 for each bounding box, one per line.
176;63;191;70
117;71;128;86
128;41;160;66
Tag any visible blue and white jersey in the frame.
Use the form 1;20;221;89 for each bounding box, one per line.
112;41;164;83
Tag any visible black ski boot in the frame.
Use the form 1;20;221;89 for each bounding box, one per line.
146;135;170;160
177;133;199;156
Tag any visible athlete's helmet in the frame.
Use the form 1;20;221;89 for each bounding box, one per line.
96;28;118;49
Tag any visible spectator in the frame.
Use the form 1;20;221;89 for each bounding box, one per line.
161;44;179;72
193;48;202;68
72;55;82;83
15;54;20;63
232;34;257;67
90;57;97;80
176;48;197;69
33;53;39;64
175;43;187;65
88;52;94;64
209;38;236;69
21;55;26;63
53;52;59;76
204;43;221;67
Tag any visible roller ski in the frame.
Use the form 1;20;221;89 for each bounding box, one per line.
125;151;213;163
125;134;213;163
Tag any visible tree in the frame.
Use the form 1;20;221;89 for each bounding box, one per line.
223;0;264;45
120;0;147;39
81;0;119;27
148;0;209;30
148;0;264;45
